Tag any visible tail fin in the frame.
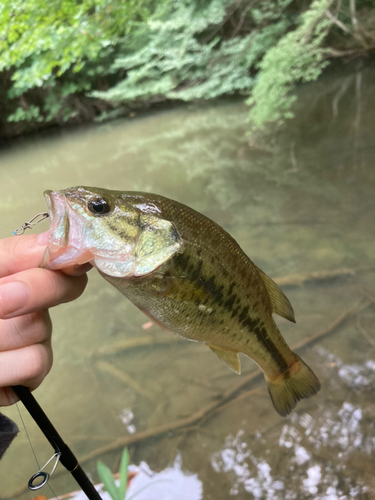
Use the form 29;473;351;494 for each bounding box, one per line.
266;355;320;417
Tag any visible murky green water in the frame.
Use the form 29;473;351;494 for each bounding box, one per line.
1;63;374;500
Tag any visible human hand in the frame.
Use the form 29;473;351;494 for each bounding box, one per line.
0;232;90;406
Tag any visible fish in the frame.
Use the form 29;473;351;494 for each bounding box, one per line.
41;186;320;416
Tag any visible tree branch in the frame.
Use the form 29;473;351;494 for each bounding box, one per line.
325;7;370;49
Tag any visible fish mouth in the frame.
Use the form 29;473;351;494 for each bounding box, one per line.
41;190;94;270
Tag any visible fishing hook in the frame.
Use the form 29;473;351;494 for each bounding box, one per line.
28;451;61;491
13;212;49;235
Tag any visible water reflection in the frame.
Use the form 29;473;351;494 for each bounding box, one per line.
119;408;136;435
211;397;370;499
212;430;285;498
317;345;375;393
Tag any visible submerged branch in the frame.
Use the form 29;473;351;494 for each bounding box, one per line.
96;361;158;402
273;264;374;287
355;313;374;346
91;335;184;357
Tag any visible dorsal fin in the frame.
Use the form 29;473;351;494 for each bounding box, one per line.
207;344;241;374
256;266;295;323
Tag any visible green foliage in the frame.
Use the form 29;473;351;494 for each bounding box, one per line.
97;447;164;500
97;461;121;500
0;0;157;123
8;105;42;122
247;0;334;129
92;0;294;105
118;447;129;500
0;0;152;79
97;448;129;500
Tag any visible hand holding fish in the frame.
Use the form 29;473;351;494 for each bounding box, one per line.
0;233;89;406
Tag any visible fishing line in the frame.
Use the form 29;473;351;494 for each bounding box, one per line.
0;226;15;234
16;401;40;468
15;401;60;500
9;212;103;499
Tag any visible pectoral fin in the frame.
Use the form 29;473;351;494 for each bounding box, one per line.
207;345;241;374
138;306;170;332
256;266;295;323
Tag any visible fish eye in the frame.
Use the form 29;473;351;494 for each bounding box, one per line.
88;198;111;215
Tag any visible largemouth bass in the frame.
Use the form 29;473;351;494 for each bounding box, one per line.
41;186;320;416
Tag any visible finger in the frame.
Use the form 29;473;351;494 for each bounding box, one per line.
0;232;93;277
61;262;93;277
0;269;88;319
0;311;52;352
0;233;48;278
0;341;53;406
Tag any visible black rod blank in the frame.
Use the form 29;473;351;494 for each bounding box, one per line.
12;385;102;500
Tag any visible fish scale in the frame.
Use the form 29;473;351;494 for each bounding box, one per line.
42;186;320;416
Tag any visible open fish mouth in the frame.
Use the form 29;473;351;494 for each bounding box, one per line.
41;190;94;270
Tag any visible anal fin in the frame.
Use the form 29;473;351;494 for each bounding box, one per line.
207;345;241;374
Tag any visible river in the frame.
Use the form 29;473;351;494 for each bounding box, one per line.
1;62;374;500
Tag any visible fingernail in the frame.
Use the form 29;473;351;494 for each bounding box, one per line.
0;282;29;317
37;231;49;245
73;263;93;276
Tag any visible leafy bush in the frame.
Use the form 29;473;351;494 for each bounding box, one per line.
93;0;375;129
0;0;158;124
247;0;333;129
92;0;294;105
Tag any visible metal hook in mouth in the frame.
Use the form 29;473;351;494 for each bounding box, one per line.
13;212;49;236
27;451;61;490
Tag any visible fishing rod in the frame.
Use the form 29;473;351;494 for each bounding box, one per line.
13;385;103;499
10;215;102;499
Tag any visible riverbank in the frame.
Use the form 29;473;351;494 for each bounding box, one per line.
1;0;374;144
0;56;369;148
